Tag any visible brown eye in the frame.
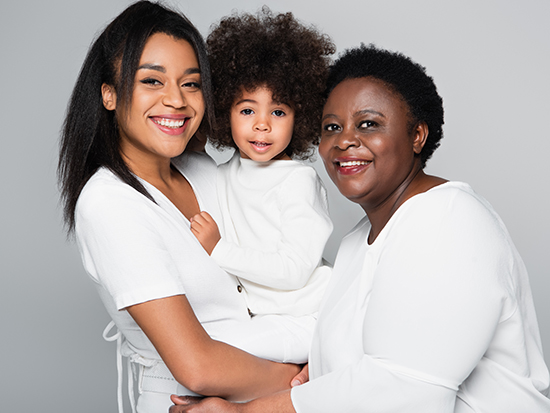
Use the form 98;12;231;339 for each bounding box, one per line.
140;78;162;86
182;81;201;90
323;123;340;132
358;120;376;129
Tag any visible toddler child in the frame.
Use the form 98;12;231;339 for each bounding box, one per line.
190;9;335;358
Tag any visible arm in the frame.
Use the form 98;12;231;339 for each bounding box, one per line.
168;365;307;412
128;295;300;401
76;180;300;401
169;390;295;413
213;168;332;290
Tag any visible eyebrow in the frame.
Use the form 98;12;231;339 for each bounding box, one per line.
234;98;257;105
355;109;384;117
322;109;384;121
137;64;200;75
233;98;290;107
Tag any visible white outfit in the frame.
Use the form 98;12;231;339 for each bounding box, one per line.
291;182;550;412
75;152;314;413
212;153;333;316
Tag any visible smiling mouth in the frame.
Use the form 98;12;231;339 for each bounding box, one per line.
251;141;271;147
337;160;371;167
153;117;188;129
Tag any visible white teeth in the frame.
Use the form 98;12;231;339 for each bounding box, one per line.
252;141;269;147
155;118;186;128
339;160;370;167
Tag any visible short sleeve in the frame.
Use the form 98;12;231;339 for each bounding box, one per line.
75;173;186;309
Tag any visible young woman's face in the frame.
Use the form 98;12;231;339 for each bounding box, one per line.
319;77;425;211
102;32;205;166
230;86;294;162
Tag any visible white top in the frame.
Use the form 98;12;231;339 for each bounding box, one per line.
212;153;333;316
291;182;550;412
75;152;311;378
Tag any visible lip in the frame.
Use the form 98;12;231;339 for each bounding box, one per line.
150;115;190;136
333;156;372;175
249;140;272;153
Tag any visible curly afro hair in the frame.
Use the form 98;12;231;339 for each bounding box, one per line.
326;44;444;167
206;7;335;159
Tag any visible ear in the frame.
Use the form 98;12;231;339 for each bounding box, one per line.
101;83;117;111
412;121;429;154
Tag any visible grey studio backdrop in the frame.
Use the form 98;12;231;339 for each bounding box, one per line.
1;0;548;411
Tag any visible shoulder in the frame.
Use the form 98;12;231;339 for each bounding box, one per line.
77;168;142;212
277;162;327;204
412;182;502;228
76;168;160;231
392;181;511;254
279;161;322;187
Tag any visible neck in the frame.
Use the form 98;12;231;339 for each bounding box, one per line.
121;149;174;189
363;168;446;244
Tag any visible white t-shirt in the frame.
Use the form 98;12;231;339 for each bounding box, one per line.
212;154;333;316
75;152;312;408
291;182;550;412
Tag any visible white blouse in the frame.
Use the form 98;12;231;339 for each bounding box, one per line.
291;182;550;412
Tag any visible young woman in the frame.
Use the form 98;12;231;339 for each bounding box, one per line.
58;2;311;412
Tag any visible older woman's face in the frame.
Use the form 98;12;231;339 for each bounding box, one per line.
319;77;425;211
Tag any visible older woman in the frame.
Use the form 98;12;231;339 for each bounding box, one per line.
171;45;550;412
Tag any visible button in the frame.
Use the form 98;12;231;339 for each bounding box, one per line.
237;285;243;293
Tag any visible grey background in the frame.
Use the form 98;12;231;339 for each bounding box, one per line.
1;0;548;411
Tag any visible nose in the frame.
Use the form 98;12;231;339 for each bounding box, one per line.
333;127;360;151
253;114;271;132
162;83;186;108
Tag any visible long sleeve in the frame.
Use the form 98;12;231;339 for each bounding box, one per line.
212;164;332;290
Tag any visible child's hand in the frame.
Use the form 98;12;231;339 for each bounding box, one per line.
190;211;221;255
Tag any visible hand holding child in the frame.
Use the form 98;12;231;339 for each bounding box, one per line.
190;211;221;255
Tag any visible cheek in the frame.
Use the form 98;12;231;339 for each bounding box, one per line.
318;138;330;161
193;94;206;117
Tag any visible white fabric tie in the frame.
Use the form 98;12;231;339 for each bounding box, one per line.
103;321;158;413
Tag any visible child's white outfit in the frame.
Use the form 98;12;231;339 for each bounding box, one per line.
212;153;333;316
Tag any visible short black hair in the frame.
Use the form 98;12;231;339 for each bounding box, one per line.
206;7;335;159
326;44;444;167
58;0;213;233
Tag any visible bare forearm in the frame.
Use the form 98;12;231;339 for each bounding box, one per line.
128;295;300;401
240;390;296;413
170;389;297;413
191;340;301;400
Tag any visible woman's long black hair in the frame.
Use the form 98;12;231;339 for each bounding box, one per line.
58;0;214;233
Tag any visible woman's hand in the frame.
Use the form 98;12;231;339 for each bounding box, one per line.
291;363;309;387
190;211;221;255
169;395;240;413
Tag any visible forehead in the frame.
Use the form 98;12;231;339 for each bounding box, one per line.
139;33;198;67
324;77;409;116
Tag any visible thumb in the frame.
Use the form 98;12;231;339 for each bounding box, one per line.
170;395;202;405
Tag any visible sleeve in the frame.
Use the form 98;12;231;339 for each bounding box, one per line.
292;189;510;412
211;168;333;290
207;314;316;364
75;180;186;310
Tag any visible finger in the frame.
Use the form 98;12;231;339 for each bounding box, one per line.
191;213;208;226
291;364;309;386
199;211;213;221
171;394;203;405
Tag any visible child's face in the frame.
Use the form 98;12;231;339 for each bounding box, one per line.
230;86;294;161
